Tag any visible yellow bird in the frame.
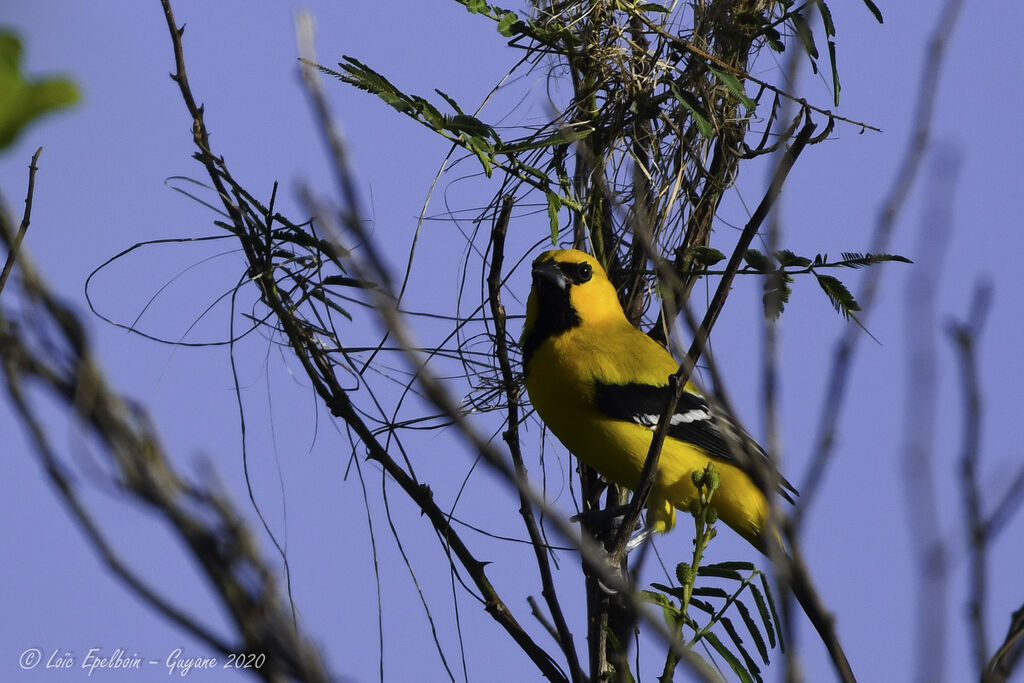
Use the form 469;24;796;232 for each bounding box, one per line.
520;248;793;550
520;249;855;681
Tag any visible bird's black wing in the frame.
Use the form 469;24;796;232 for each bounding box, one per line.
593;379;797;502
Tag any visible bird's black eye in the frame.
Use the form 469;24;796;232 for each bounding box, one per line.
575;262;592;283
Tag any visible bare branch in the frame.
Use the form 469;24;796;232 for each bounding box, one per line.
0;147;41;296
949;282;993;672
798;0;967;523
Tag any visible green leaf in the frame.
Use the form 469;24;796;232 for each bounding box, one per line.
702;630;756;683
638;3;672;13
764;27;785;53
791;12;818;60
446;113;495;139
670;83;714;138
748;583;778;650
721;616;763;680
496;11;519;37
743;249;769;272
650;582;689;602
816;0;837;37
701;560;755;572
735;597;770;664
641;590;681;627
815;273;860;319
692;586;730;599
758;574;785;652
689;598;715;616
497;126;592;154
546;192;561;244
710;66;757;113
0;31;79;150
837;251;913;267
827;39;840;106
774;249;811;268
434;89;464;115
465;135;495;177
690;245;725;267
697;562;750;580
336;57;415;114
861;0;884;23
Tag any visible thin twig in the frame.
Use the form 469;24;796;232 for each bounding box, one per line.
949;281;993;673
0;147;42;296
488;195;586;683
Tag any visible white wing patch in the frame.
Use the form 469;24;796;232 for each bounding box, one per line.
672;408;711;425
637;407;711;430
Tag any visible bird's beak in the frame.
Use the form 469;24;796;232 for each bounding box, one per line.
531;259;567;290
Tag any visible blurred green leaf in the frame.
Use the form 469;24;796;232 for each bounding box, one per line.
496;11;519;37
774;249;811;268
743;248;768;272
691;245;726;267
0;31;79;150
762;271;792;321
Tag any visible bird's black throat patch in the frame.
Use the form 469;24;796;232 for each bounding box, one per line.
521;276;580;376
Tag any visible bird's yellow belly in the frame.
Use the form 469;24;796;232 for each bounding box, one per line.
531;385;767;542
525;335;769;545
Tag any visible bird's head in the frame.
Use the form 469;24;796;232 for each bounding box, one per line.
522;250;627;362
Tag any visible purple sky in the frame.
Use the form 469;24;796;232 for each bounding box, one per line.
3;2;1024;682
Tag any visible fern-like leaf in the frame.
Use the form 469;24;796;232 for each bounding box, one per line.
815;273;861;319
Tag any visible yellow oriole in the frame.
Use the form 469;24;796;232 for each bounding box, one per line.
520;249;855;681
521;248;793;550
